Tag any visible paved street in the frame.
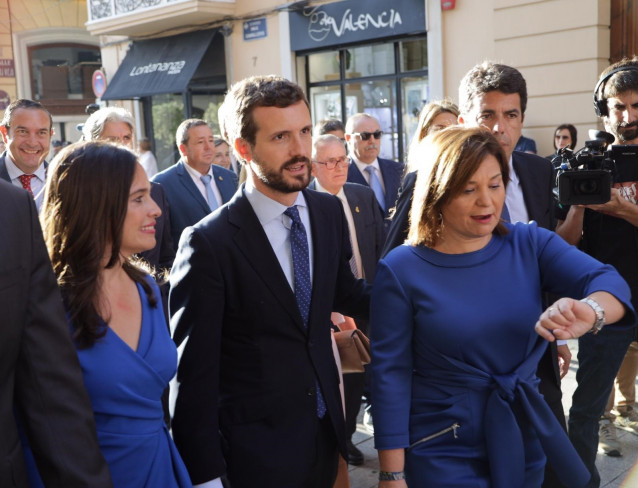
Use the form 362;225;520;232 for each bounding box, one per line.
347;340;638;487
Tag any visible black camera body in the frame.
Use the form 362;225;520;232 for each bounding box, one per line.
552;130;616;206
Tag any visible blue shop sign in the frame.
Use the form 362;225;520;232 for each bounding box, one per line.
289;0;426;51
244;18;268;41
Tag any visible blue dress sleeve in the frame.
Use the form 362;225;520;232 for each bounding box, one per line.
370;254;414;450
533;224;636;327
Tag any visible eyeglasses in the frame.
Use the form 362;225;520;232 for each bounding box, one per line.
313;156;351;170
352;130;383;141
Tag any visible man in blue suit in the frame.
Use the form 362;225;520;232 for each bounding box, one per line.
344;113;403;226
153;119;238;246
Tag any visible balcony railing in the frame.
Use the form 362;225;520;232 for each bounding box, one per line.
86;0;235;37
88;0;186;21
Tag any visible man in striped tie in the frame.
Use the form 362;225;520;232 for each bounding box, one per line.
0;99;53;211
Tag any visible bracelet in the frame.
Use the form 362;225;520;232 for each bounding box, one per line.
580;297;605;334
379;470;406;481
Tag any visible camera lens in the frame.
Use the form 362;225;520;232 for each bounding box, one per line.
575;178;600;195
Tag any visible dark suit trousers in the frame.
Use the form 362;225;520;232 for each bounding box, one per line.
344;372;366;439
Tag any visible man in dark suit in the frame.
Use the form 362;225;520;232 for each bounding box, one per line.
169;75;370;488
309;134;384;466
383;62;562;488
153;119;238;246
0;99;53;211
344;113;403;226
0;179;112;487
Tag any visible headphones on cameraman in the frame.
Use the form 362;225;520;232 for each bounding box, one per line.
593;65;638;117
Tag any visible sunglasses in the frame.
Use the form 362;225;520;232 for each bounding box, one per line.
352;130;383;141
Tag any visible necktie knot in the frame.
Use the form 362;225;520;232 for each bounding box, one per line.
18;174;36;197
200;174;211;185
284;205;302;225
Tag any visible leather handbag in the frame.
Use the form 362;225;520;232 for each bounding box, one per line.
334;329;371;374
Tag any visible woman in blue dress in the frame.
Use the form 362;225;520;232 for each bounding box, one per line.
371;127;635;488
33;141;192;487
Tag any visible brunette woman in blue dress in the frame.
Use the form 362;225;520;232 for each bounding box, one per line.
371;127;635;488
28;141;192;487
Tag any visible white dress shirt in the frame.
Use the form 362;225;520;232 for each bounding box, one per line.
5;156;46;211
352;157;386;194
244;179;314;289
313;180;363;278
505;155;530;224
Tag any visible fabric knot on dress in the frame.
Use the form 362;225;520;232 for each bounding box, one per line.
492;373;518;403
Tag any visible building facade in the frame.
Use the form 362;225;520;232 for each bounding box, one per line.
84;0;629;167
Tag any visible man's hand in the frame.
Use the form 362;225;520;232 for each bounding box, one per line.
585;187;638;226
557;344;572;378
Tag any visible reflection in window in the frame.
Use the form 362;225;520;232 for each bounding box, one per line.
29;44;101;101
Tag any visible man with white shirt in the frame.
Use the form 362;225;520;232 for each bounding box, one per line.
309;134;384;466
0;99;53;211
345;113;403;227
153;119;238;246
169;75;370;488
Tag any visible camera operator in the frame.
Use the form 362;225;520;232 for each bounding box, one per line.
556;57;638;487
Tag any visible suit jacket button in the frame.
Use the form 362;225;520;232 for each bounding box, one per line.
307;388;314;397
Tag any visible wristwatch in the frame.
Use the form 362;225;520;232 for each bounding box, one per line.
580;297;605;334
379;471;406;481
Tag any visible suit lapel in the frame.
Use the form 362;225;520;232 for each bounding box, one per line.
177;161;210;214
0;154;11;183
305;190;331;330
513;153;539;223
228;190;307;332
212;165;235;204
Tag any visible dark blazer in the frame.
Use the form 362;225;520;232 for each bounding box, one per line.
169;187;370;486
152;160;238;246
346;157;404;218
139;182;175;271
0;180;111;487
308;181;384;281
0;153;48;210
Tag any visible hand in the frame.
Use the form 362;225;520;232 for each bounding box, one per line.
535;298;596;342
584;188;627;217
557;343;572;378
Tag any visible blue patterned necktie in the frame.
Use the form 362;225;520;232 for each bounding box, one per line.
284;205;326;418
365;165;386;211
200;174;219;211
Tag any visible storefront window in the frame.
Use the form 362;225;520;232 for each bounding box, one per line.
303;37;427;163
151;94;184;170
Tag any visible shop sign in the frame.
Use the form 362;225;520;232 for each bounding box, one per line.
244;18;268;41
0;59;15;77
289;0;426;51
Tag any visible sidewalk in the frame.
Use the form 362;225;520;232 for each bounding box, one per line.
347;340;638;487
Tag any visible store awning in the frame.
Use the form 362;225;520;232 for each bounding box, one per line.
102;29;216;100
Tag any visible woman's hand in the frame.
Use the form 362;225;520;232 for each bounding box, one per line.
535;298;596;341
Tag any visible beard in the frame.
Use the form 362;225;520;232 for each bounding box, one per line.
252;155;311;193
612;121;638;143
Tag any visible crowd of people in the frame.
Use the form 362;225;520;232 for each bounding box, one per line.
3;56;638;488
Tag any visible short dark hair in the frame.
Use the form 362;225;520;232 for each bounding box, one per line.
597;56;638;101
175;119;209;149
554;124;578;150
459;62;528;116
314;118;345;137
1;99;52;130
220;75;309;150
